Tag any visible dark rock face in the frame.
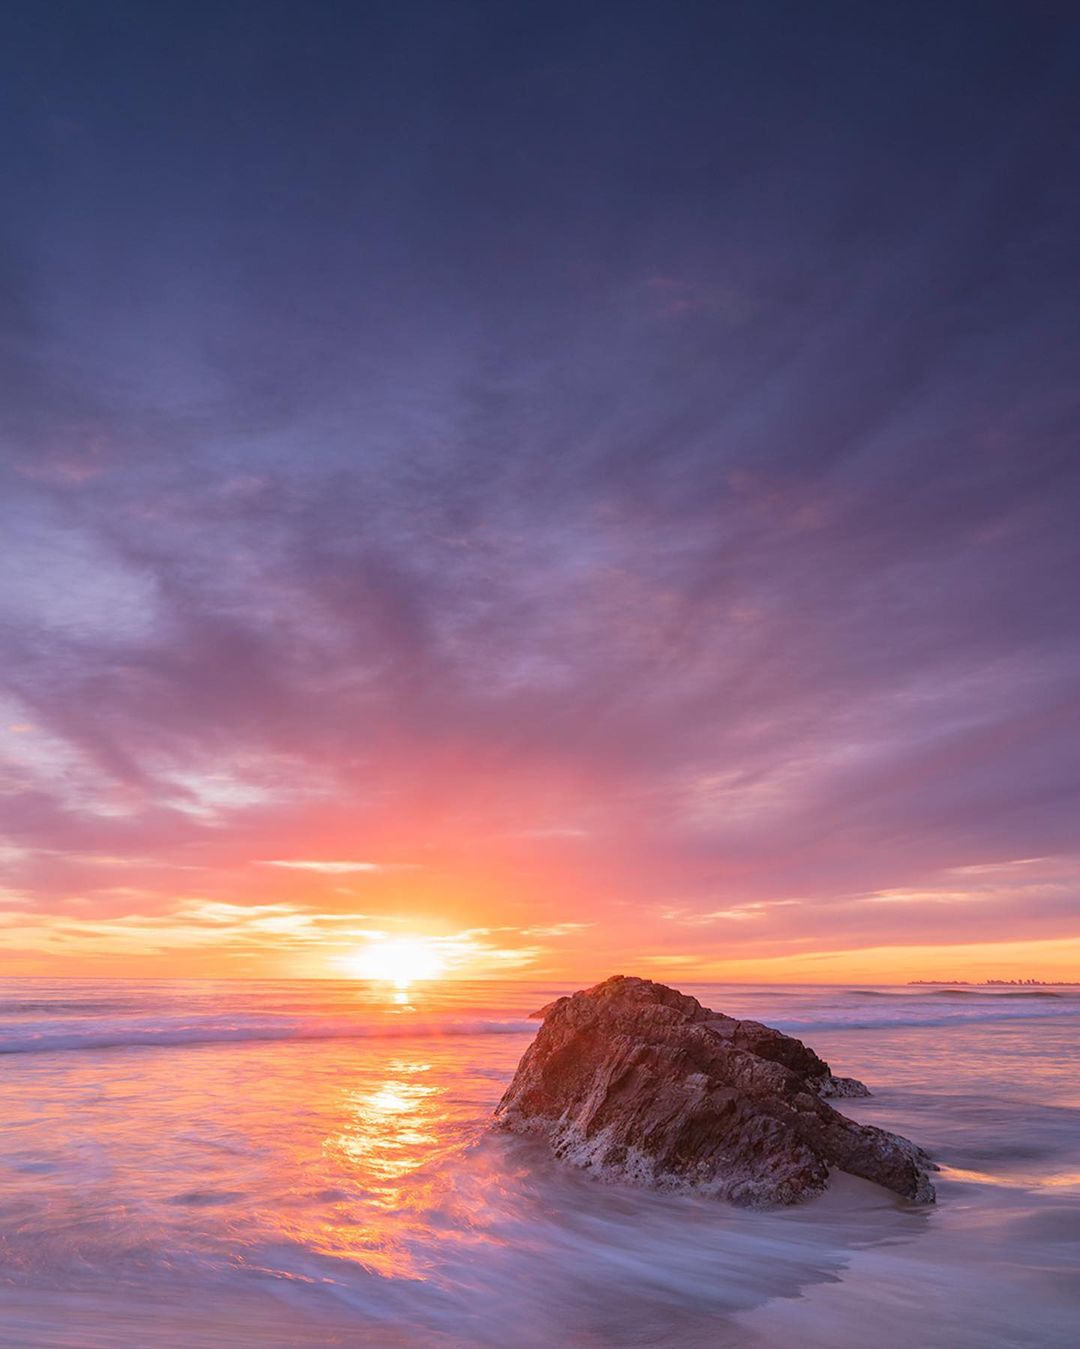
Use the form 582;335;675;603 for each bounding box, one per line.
496;975;935;1207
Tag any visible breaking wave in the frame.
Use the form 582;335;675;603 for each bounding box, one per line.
0;1016;538;1056
847;989;1063;1000
771;1004;1077;1033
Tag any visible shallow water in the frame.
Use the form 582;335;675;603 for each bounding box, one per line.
1;979;1078;1347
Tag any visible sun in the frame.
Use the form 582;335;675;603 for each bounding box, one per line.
348;938;446;987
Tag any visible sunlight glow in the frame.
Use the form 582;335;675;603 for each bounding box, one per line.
348;938;446;987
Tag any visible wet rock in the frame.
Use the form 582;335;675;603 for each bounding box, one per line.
817;1074;873;1099
495;975;934;1207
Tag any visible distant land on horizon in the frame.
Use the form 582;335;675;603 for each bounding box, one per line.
907;979;1077;986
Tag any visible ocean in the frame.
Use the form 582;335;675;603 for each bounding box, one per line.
1;978;1077;1348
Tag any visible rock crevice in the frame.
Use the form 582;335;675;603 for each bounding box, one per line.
496;975;935;1207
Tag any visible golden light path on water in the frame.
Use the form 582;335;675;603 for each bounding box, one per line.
272;976;500;1283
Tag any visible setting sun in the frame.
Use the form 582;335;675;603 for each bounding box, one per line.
347;938;446;987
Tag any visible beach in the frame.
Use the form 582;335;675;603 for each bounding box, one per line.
1;979;1078;1348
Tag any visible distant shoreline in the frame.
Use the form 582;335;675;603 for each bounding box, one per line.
907;979;1076;987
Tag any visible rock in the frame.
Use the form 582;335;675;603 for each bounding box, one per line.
495;975;934;1207
817;1074;873;1099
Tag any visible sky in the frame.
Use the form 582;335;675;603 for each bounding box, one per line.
1;1;1079;983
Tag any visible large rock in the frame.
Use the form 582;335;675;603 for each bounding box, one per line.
495;975;935;1207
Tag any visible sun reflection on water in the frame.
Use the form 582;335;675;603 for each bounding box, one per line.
328;1060;439;1186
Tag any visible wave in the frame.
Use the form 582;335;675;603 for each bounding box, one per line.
922;989;1063;999
846;989;1065;1000
5;999;1074;1053
0;1016;538;1057
985;991;1063;999
0;999;149;1015
772;1004;1077;1033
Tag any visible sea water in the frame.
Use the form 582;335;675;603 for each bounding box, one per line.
1;979;1077;1347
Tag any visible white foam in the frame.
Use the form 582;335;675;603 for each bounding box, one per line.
0;1016;537;1056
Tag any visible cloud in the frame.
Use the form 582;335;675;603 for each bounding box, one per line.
663;900;804;924
519;922;596;938
514;827;590;840
256;860;413;874
0;897;553;979
0;3;1077;977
